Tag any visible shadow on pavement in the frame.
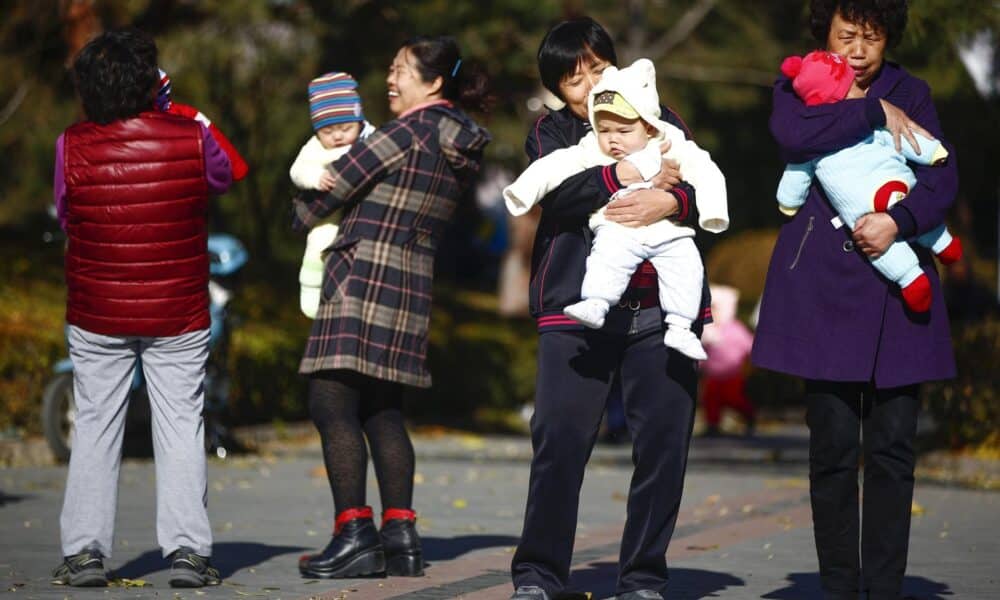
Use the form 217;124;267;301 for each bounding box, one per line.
422;534;520;562
567;561;745;599
113;542;309;579
763;572;955;599
0;490;30;506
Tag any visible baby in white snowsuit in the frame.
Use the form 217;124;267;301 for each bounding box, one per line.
504;59;729;359
291;71;374;318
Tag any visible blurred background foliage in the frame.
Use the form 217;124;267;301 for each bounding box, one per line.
1;0;997;448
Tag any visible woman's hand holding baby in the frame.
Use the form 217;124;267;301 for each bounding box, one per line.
879;99;933;154
852;212;898;258
604;188;679;228
607;138;683;227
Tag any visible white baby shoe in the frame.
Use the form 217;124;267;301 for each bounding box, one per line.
563;298;610;329
664;325;708;360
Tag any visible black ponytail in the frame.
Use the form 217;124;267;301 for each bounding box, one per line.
402;35;492;113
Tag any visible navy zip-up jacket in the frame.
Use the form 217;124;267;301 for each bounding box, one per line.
524;105;708;330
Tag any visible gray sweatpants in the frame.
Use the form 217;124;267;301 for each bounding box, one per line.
60;325;213;558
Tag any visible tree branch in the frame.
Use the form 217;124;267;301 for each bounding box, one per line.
620;0;648;64
60;0;101;66
0;82;31;127
643;0;718;60
658;63;775;87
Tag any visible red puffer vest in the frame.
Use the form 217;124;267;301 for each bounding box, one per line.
64;111;210;337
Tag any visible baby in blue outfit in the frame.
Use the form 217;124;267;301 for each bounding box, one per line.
776;50;962;313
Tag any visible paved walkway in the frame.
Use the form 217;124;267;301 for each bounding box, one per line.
1;429;997;599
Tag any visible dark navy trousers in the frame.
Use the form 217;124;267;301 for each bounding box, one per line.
805;380;921;600
511;306;698;596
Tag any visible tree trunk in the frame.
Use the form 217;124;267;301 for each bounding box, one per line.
59;0;101;66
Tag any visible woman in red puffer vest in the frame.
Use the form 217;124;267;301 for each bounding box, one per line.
51;28;233;589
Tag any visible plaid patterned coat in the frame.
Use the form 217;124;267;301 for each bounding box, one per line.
292;102;490;387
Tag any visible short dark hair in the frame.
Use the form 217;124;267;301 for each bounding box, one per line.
403;36;492;112
537;17;618;99
810;0;909;49
72;28;159;124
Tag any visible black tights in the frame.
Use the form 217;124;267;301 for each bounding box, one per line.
308;370;414;516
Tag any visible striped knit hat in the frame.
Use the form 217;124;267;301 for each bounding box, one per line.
156;69;172;111
308;72;365;130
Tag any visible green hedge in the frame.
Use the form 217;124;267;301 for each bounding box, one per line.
0;238;66;434
3;233;992;446
0;279;66;434
421;286;537;427
923;316;1000;449
222;281;538;428
0;246;538;434
745;367;804;412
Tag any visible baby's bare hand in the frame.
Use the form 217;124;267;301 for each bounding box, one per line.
650;158;681;190
615;160;642;186
317;171;336;192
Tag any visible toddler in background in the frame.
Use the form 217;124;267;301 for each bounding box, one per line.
700;284;755;436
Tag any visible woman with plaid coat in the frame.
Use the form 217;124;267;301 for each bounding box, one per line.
293;36;490;579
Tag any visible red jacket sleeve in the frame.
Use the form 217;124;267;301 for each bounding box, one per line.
166;102;249;181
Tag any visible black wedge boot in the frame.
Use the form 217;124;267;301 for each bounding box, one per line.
299;507;386;578
380;508;424;576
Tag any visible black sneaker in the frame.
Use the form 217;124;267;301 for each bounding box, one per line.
51;549;108;587
168;547;221;588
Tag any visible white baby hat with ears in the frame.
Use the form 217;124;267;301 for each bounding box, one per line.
587;58;671;134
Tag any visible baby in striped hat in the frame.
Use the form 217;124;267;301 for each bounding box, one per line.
290;71;375;191
291;71;375;318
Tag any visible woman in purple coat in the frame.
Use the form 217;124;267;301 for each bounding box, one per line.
752;1;957;599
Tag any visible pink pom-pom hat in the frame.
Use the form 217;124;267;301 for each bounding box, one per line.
781;50;854;106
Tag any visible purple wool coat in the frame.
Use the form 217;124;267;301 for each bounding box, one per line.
752;62;957;388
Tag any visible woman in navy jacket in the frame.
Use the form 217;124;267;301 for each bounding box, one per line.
752;1;958;598
510;17;708;600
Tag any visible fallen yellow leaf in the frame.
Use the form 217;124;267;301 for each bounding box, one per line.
459;434;485;450
110;578;150;588
765;478;809;489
